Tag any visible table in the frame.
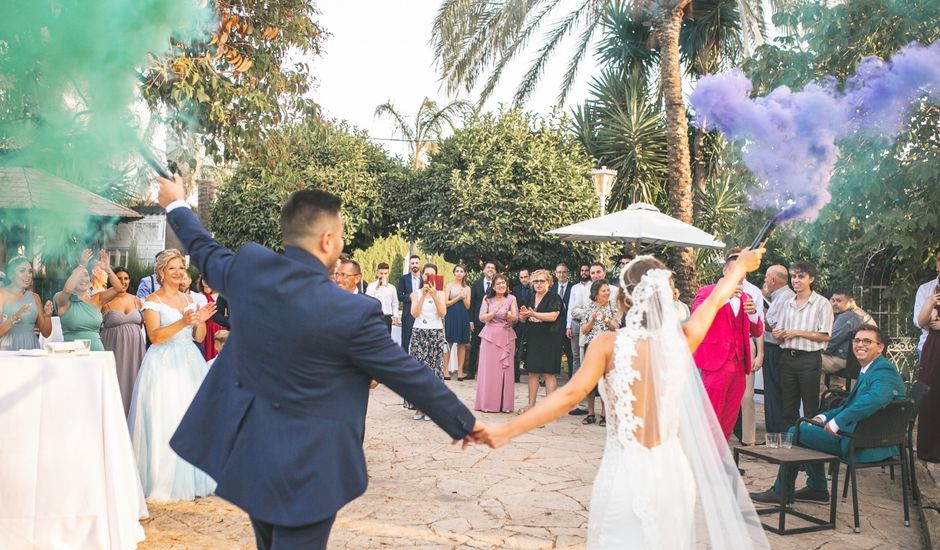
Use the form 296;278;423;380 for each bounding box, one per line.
734;445;841;535
0;351;148;549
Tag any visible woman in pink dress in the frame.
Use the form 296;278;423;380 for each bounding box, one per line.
475;274;518;412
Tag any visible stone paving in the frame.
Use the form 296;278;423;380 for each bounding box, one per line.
141;379;927;549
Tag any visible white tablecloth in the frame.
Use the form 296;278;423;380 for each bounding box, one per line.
0;351;147;549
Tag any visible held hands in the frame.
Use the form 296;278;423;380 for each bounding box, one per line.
772;328;794;340
452;421;511;450
157;174;186;209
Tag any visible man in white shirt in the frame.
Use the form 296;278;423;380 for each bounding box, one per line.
770;261;834;428
751;325;905;505
762;264;794;434
913;248;940;357
366;262;399;334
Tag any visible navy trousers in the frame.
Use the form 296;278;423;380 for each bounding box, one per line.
251;514;336;550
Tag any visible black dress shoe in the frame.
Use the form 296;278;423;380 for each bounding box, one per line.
568;408;588;416
750;489;783;504
794;487;829;502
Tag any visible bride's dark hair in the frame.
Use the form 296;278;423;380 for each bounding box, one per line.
617;255;668;316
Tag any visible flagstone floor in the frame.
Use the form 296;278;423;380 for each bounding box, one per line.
140;379;925;549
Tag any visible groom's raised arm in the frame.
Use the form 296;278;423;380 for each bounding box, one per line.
158;175;236;294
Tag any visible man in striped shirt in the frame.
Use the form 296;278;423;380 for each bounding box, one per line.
769;261;834;427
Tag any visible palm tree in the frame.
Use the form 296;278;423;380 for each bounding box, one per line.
572;68;668;210
432;0;767;295
374;97;472;169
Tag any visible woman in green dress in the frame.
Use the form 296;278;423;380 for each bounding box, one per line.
54;249;122;351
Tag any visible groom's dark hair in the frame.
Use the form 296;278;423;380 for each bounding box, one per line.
280;189;342;245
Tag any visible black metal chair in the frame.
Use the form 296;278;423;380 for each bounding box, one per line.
906;381;931;504
821;349;862;410
836;399;914;533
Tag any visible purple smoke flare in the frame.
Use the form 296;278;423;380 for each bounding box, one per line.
690;40;940;222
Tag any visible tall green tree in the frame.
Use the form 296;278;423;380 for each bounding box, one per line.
210;118;399;252
432;0;766;296
374;97;472;168
741;0;940;329
415;108;599;269
142;0;326;163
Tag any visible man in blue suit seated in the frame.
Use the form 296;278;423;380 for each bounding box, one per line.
155;175;485;550
750;324;906;504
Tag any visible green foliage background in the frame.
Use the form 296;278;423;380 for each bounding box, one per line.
413;108;601;271
209;118;403;252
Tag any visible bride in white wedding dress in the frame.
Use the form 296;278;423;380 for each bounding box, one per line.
483;251;770;549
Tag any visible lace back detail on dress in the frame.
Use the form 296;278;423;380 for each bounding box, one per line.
601;269;673;448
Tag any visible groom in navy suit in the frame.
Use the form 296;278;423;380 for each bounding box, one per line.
157;176;483;549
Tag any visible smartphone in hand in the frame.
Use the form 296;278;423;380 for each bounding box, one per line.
433;275;444;291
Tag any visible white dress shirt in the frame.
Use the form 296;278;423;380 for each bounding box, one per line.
914;279;939;351
567;281;591;329
367;280;400;316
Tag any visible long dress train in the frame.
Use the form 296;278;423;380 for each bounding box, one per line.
588;268;768;549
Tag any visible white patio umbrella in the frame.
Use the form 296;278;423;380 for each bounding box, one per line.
548;202;725;249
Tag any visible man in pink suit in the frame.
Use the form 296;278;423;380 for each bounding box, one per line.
692;249;764;440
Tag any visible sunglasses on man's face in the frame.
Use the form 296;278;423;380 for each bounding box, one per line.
532;279;547;284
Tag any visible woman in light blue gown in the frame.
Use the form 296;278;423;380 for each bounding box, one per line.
128;249;218;502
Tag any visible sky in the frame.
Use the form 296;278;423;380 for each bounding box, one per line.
312;0;598;159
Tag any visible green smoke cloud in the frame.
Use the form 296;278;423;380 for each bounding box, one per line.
0;0;212;274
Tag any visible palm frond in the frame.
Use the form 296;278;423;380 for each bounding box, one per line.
374;101;418;143
476;0;564;105
556;12;603;107
513;0;592;105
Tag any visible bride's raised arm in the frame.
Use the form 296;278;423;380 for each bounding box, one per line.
482;331;615;448
682;247;764;353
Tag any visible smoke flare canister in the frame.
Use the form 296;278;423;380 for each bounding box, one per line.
750;218;777;250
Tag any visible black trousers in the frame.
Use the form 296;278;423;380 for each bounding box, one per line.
251;514;336;550
780;349;822;428
467;326;482;377
382;315;392;334
762;342;787;433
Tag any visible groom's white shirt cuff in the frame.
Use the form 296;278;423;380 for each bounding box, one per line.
166;200;191;212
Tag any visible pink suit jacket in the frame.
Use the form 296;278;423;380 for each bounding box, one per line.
691;283;764;374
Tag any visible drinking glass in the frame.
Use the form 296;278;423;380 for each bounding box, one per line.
765;433;779;448
781;432;793;449
74;339;92;355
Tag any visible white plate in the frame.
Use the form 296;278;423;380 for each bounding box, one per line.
16;349;49;357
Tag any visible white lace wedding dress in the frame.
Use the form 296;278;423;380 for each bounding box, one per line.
587;269;768;549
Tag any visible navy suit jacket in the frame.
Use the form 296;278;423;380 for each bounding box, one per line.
398;273;420;321
167;207;476;526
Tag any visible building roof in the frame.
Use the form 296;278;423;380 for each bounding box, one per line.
0;166;142;219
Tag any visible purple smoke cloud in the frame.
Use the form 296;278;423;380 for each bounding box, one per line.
690;40;940;222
